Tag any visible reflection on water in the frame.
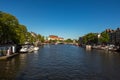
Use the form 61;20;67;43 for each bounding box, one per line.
0;44;120;80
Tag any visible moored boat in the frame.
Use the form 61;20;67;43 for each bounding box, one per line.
20;46;28;53
34;47;39;51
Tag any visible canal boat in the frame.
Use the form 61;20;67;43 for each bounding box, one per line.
19;45;30;53
20;46;28;53
28;46;34;52
34;47;39;51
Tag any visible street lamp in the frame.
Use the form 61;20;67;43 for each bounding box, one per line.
97;33;101;44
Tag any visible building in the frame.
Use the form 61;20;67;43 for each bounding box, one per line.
48;35;59;40
106;28;120;45
116;28;120;44
48;35;64;41
106;29;116;44
58;37;64;41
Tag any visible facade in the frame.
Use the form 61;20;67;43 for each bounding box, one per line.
106;29;116;44
106;28;120;45
116;28;120;44
58;37;64;41
48;35;59;40
48;35;64;41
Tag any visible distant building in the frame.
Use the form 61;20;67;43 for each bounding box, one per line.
48;35;64;41
48;35;59;40
106;29;115;44
58;37;64;41
106;28;120;45
116;28;120;44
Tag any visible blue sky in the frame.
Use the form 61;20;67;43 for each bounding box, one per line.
0;0;120;39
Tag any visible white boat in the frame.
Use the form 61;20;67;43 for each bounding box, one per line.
20;46;28;53
86;45;92;50
28;46;34;52
34;47;39;51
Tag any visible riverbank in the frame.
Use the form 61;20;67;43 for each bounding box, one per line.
80;44;120;52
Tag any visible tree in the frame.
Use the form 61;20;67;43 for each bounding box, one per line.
41;36;45;43
15;24;28;44
82;36;87;44
65;38;73;43
0;11;19;44
26;32;34;44
37;34;45;43
0;11;45;45
82;33;98;44
99;31;109;44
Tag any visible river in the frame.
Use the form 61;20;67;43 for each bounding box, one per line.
0;44;120;80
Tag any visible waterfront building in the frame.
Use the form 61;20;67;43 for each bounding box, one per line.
106;29;116;44
116;28;120;45
59;37;64;41
48;35;64;41
48;35;59;40
106;28;120;45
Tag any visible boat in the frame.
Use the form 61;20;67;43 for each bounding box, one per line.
86;45;92;50
20;46;28;53
34;47;39;51
28;46;34;52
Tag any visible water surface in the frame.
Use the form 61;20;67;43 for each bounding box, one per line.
0;44;120;80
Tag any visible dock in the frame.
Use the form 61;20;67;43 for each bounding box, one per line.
0;53;19;60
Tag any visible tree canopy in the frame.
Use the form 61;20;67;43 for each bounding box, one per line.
98;31;109;44
0;11;19;44
0;11;44;45
65;38;73;43
81;33;98;44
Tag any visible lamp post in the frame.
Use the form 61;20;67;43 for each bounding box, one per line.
97;33;101;44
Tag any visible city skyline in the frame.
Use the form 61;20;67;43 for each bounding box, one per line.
0;0;120;39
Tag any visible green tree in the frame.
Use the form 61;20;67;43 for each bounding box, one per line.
37;34;45;43
41;36;45;43
15;24;27;44
99;31;109;44
82;33;98;44
65;38;73;43
82;36;87;44
0;11;19;44
26;32;34;44
37;34;42;41
0;11;45;45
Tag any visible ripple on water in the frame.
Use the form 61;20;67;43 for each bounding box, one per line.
0;44;120;80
